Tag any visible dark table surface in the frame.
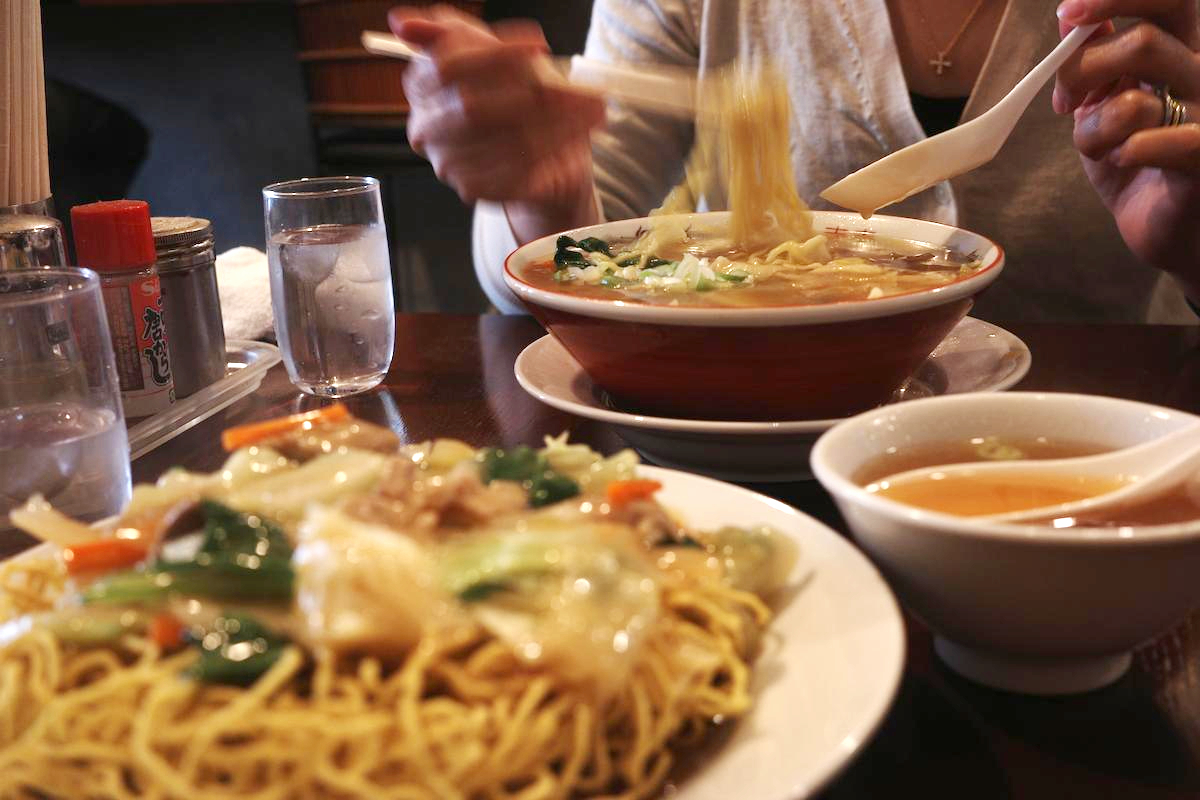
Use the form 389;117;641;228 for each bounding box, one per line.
6;314;1200;798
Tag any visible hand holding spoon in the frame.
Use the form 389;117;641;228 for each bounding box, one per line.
820;23;1100;217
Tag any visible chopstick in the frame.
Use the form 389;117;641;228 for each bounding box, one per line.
361;31;698;119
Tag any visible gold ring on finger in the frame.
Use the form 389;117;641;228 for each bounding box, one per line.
1155;85;1188;127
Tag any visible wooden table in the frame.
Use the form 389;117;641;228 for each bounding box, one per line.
7;314;1200;798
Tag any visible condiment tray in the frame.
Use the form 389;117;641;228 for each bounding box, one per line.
127;340;280;460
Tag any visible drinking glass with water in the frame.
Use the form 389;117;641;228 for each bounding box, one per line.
0;268;132;530
263;177;396;397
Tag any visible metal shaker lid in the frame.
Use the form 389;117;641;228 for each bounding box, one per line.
0;214;67;270
152;217;215;273
152;217;212;249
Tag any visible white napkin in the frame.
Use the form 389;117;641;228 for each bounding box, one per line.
215;246;274;340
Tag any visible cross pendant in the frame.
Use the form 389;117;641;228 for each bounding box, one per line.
929;52;951;75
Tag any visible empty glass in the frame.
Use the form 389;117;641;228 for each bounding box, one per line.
0;268;131;528
263;177;396;397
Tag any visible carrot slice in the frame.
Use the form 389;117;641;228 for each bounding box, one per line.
62;538;149;575
220;403;350;451
149;613;186;651
606;479;664;508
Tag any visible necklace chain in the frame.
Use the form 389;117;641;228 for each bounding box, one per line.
912;0;990;76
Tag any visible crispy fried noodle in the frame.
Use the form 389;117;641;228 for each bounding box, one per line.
0;411;797;799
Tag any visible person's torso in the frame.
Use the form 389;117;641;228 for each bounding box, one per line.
589;0;1194;323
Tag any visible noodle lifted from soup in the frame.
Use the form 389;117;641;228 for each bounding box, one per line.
545;65;982;305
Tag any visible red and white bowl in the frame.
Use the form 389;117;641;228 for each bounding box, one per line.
504;210;1004;421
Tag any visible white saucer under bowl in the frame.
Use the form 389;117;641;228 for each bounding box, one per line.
514;316;1032;482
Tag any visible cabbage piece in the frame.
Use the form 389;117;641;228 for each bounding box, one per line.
409;439;479;475
0;607;150;649
443;512;660;693
115;446;294;525
221;451;388;528
8;494;99;545
292;506;462;656
695;525;799;597
539;434;639;494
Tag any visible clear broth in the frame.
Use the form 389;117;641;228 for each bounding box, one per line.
868;472;1129;517
854;436;1200;527
851;436;1111;485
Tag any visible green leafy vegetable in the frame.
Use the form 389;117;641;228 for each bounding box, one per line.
84;557;294;607
84;504;295;608
441;533;562;600
715;272;748;283
639;263;676;279
199;500;292;561
480;446;544;484
656;535;703;549
553;236;590;269
188;613;289;686
458;582;510;603
478;446;580;508
39;607;150;645
528;472;580;508
576;237;612;256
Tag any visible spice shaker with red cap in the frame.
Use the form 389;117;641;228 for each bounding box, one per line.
71;199;175;418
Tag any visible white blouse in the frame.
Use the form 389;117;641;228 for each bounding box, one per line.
473;0;1196;324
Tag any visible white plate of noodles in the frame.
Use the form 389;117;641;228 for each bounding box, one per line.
0;407;904;799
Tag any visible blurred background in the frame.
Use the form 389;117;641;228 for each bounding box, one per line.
40;0;593;313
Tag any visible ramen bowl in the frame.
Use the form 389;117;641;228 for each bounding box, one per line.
810;392;1200;695
504;210;1003;421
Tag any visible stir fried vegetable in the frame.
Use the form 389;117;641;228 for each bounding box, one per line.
8;495;103;546
188;613;290;686
3;406;799;698
85;557;294;606
84;502;295;607
293;506;454;655
199;500;291;561
32;607;150;646
478;446;580;508
149;612;186;650
220;403;350;451
606;479;663;508
221;450;388;526
441;514;662;689
62;538;149;575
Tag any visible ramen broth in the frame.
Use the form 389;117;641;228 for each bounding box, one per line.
528;230;985;308
855;436;1200;527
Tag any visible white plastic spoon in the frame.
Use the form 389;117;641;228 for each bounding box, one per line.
872;419;1200;525
820;23;1100;217
360;31;698;119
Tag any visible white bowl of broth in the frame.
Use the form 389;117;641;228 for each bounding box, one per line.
809;392;1200;696
504;211;1003;421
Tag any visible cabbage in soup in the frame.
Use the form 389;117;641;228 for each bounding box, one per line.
527;228;985;308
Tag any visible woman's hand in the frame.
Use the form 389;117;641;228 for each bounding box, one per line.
389;6;606;242
1054;0;1200;298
